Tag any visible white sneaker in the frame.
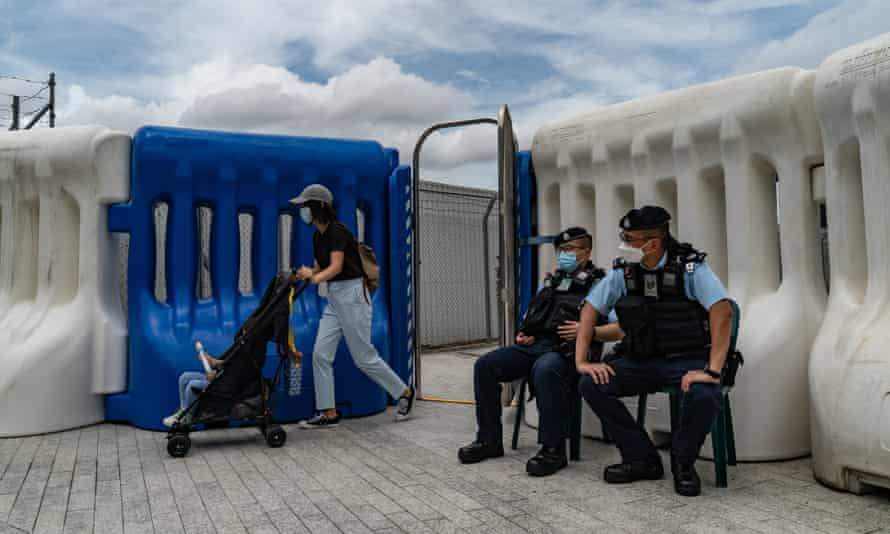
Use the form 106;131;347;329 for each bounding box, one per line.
395;386;415;421
163;408;186;427
298;413;340;429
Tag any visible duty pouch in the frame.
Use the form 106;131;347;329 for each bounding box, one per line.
721;350;744;387
546;301;580;332
518;290;554;336
615;296;656;359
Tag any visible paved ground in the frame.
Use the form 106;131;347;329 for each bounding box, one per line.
2;348;889;533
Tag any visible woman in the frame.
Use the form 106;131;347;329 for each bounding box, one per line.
290;184;414;427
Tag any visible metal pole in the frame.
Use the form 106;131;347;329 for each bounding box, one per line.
481;195;496;340
24;106;49;130
411;116;498;397
48;72;55;128
10;96;19;131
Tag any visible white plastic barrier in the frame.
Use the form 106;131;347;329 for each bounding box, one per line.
810;33;890;492
0;126;129;436
529;67;826;460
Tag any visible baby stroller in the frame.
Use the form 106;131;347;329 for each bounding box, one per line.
166;272;307;457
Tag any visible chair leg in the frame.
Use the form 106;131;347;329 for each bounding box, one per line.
636;393;648;426
569;391;581;462
724;394;737;466
712;399;729;488
511;380;526;451
669;393;680;469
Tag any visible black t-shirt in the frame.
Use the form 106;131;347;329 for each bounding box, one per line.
313;222;365;282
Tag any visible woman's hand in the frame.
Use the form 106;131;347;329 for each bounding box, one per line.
297;266;314;280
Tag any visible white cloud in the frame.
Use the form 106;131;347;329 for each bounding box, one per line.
59;86;179;132
11;0;888;188
456;69;489;84
702;0;812;15
734;0;890;72
58;56;492;176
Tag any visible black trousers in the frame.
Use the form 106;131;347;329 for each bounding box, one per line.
474;342;577;449
578;355;721;466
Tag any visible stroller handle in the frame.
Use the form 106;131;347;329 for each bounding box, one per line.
290;278;311;300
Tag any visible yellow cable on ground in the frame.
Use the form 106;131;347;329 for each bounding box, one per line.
418;396;520;407
418;396;476;405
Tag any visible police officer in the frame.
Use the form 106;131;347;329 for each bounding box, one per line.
458;227;606;476
574;206;733;497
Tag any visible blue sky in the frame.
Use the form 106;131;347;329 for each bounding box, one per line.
1;0;888;188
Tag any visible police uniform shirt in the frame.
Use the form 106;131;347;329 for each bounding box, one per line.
584;252;729;317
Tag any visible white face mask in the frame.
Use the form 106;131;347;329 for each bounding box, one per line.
299;206;313;225
618;241;645;263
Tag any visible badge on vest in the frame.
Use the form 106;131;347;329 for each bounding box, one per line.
663;272;676;287
556;278;572;292
643;273;658;297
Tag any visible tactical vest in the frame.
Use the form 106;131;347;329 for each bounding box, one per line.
613;243;710;359
519;262;607;357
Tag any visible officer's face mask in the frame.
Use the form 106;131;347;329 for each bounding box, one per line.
557;251;578;271
618;240;645;263
299;206;313;225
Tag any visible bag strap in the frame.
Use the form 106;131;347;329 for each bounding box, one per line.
285;287;301;366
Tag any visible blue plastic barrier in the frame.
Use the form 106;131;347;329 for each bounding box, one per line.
517;150;538;319
387;165;414;389
106;126;409;430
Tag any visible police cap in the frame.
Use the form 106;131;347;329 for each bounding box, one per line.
619;206;671;231
553;226;591;249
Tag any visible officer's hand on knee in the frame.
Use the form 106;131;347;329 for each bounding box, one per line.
516;332;536;346
557;320;578;340
578;362;615;384
681;370;720;393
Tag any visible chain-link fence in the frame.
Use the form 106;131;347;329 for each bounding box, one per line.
418;181;499;348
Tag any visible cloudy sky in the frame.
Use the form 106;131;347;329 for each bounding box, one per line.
1;0;887;188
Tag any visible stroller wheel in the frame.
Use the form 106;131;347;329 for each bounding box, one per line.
167;433;191;458
265;426;286;448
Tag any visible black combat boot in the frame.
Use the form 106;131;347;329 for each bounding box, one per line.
525;446;568;477
458;441;504;464
603;459;664;483
673;463;701;497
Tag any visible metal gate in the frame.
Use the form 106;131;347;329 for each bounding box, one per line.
418;181;499;348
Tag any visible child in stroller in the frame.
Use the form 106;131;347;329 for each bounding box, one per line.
166;271;306;458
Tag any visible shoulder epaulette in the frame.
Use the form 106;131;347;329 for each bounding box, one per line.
670;242;707;272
